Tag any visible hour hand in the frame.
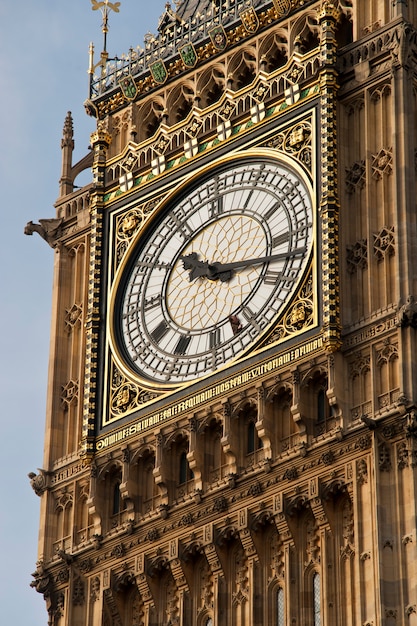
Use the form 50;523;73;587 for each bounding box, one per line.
179;253;233;282
180;253;211;281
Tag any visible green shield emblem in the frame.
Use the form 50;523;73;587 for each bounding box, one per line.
119;74;137;100
150;60;168;84
180;43;197;68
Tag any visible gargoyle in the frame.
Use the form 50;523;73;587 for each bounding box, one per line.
397;295;417;328
24;218;63;247
28;470;47;496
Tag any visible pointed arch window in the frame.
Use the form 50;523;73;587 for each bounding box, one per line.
112;480;121;516
276;587;285;626
313;572;321;626
179;450;193;485
247;420;263;454
179;451;188;484
317;388;326;423
247;420;256;454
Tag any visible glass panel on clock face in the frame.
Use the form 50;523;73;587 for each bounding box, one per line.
117;159;313;385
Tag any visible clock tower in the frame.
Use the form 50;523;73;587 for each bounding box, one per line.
28;1;417;625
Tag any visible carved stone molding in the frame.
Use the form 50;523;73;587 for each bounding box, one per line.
345;160;366;194
30;561;51;596
371;147;393;180
347;240;368;273
397;442;409;469
64;303;83;332
373;226;395;261
405;410;417;438
376;339;398;367
378;441;392;472
343;97;365;116
356;458;368;485
72;576;86;606
369;84;392;102
340;543;355;560
61;379;79;409
90;576;101;602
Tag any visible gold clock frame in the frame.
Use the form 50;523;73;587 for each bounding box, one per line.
104;145;318;424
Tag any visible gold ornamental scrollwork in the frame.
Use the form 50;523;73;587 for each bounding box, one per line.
267;120;312;172
115;198;160;269
264;269;314;345
110;361;160;419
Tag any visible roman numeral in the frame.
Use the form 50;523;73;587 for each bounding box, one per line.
169;211;193;240
264;200;283;221
209;195;223;217
272;232;290;248
241;306;261;332
263;270;283;285
144;294;162;311
209;328;221;350
174;335;191;355
241;306;270;331
150;321;169;343
242;189;254;210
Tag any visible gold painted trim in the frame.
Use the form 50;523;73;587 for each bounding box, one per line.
98;334;324;449
106;147;317;398
103;83;320;208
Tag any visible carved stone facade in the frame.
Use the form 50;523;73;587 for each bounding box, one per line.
28;1;417;625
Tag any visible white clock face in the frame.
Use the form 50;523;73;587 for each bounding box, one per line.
115;158;313;385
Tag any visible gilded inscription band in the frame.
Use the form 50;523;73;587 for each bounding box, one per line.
97;336;323;451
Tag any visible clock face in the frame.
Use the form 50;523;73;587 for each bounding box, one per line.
113;157;313;386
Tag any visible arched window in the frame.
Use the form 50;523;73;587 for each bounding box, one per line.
179;451;194;485
112;480;121;516
205;618;213;626
247;420;256;454
276;587;285;626
247;420;263;454
313;572;321;626
317;388;326;422
179;451;188;484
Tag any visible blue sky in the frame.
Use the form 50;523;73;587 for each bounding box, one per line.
0;2;164;623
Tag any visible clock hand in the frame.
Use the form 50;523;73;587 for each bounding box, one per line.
209;247;307;274
179;252;213;281
180;247;307;282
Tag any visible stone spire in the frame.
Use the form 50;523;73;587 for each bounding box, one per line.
59;111;75;197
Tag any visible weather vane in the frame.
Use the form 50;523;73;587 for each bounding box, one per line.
88;0;121;88
91;0;121;53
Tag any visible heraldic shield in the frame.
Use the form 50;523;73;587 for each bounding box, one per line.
180;43;198;68
273;0;292;18
119;74;138;100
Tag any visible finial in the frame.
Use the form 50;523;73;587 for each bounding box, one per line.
91;0;121;54
61;111;74;149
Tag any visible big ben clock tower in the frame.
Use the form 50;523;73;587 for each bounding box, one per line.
28;1;417;625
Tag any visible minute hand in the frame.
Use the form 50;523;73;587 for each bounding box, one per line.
208;246;307;279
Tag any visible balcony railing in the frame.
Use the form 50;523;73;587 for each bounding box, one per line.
89;0;279;99
52;535;72;556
